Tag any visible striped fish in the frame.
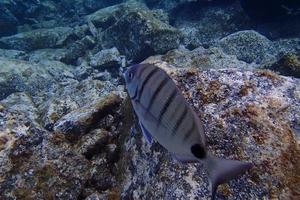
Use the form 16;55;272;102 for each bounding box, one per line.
123;63;251;200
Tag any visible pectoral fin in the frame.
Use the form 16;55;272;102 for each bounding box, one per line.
139;120;152;144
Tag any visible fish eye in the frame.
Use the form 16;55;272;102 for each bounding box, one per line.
128;72;134;79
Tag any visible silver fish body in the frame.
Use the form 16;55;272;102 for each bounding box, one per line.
124;64;251;199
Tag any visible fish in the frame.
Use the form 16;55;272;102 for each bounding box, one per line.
123;63;252;200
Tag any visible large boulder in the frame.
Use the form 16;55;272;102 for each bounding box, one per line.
82;0;124;13
28;35;96;65
85;1;148;29
144;0;220;11
0;0;124;38
0;93;91;200
0;57;73;100
100;9;181;62
218;30;274;64
217;30;300;65
0;48;27;60
38;77;124;131
265;52;300;78
90;47;121;70
173;1;250;48
143;46;253;69
0;90;126;199
0;27;74;51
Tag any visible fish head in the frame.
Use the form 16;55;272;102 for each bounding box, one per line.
123;64;143;98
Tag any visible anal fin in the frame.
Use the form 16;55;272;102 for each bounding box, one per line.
172;153;198;163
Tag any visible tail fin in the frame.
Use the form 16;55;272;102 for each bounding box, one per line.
204;155;252;200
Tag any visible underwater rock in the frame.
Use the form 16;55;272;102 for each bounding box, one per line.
28;48;71;63
266;52;300;78
85;1;147;29
73;64;95;81
0;57;73;101
90;47;121;70
0;48;27;60
218;30;274;64
1;92;39;123
100;9;181;62
39;77;124;131
62;35;97;65
145;0;217;12
173;1;250;48
0;95;91;200
53;93;122;141
83;0;124;13
75;128;110;157
84;192;105;200
118;60;300;199
0;71;124;200
0;27;74;51
26;35;96;65
144;46;253;69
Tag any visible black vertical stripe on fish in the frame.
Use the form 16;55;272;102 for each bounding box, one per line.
172;106;188;136
131;66;148;100
183;121;196;141
157;89;177;125
135;67;159;102
137;64;148;78
147;76;169;112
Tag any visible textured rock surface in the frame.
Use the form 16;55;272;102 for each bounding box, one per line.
54;93;122;140
0;77;125;200
266;52;300;78
144;46;253;69
39;77;122;131
0;48;27;60
90;47;121;70
0;93;91;200
0;57;73;100
218;30;274;64
99;6;181;62
85;1;148;29
28;48;71;63
0;0;125;38
0;27;74;51
175;1;250;49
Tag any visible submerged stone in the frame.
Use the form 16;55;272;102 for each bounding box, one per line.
266;52;300;78
218;30;274;64
0;27;74;51
0;57;73;100
100;9;181;62
53;93;122;141
90;47;121;70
